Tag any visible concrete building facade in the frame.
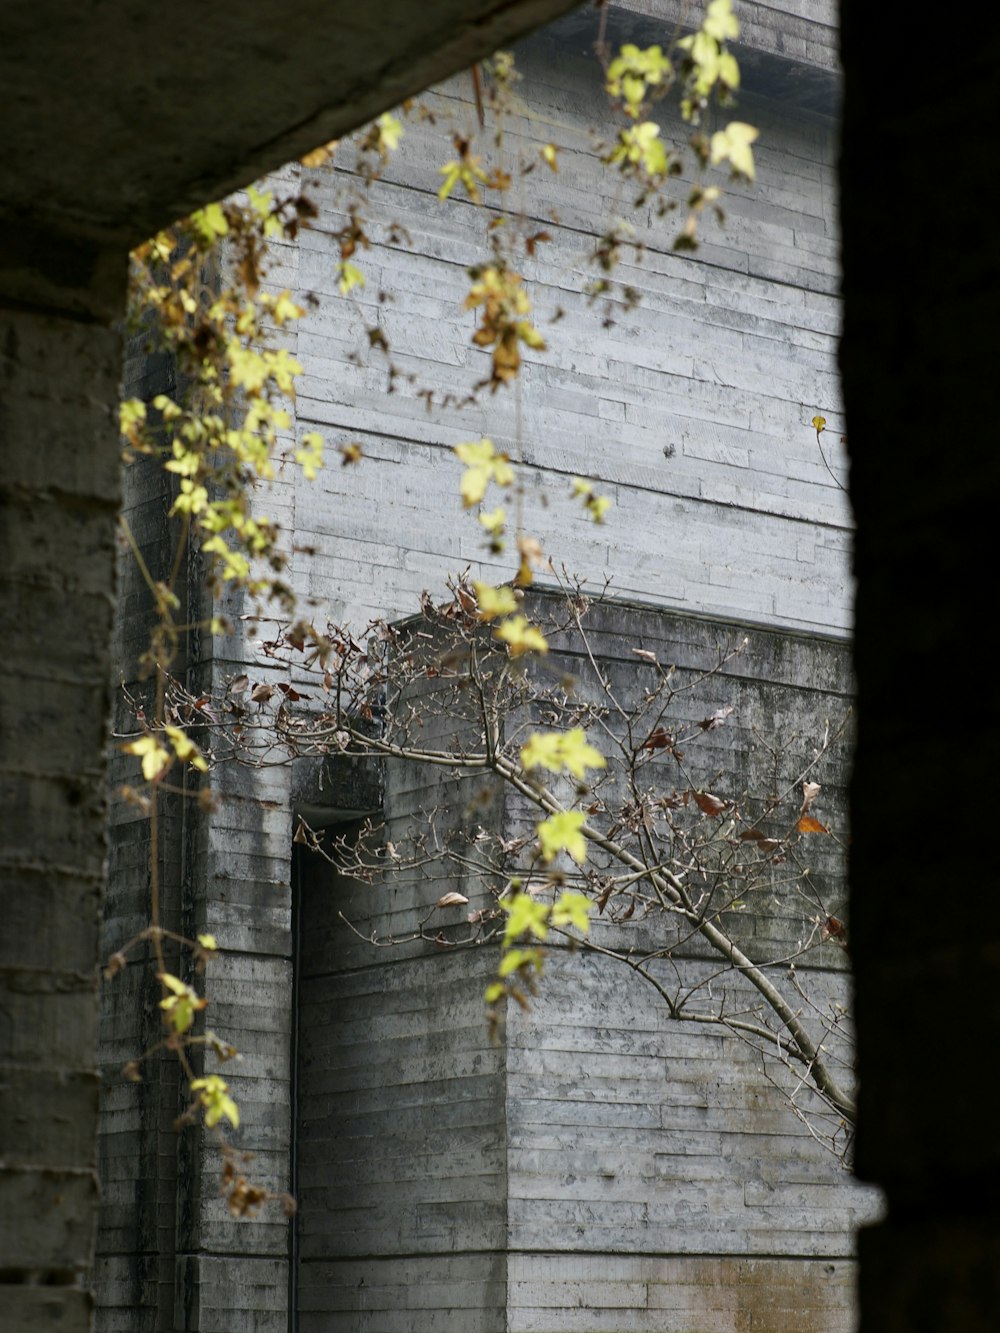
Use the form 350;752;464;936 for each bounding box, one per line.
98;4;882;1330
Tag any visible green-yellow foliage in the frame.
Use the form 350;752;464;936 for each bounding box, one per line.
336;261;365;295
709;121;758;180
295;432;325;481
473;581;519;621
520;728;606;780
503;893;551;943
454;438;515;507
571;476;612;523
439;152;490;202
164;725;209;772
190;1075;240;1129
123;188;324;610
494;614;548;657
537;810;588;864
605;44;673;117
551;891;592;932
679;0;741;121
607;121;669;181
478;506;507;547
122;734;172;782
158;973;208;1035
486;890;592;1010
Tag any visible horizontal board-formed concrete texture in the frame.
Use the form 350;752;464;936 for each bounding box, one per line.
296;597;877;1331
0;272;124;1331
289;11;850;638
283;2;863;1326
0;2;586;1330
89;1;867;1331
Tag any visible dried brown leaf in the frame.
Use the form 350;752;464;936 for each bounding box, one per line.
276;682;309;701
797;815;828;834
800;781;821;816
698;705;734;731
820;915;848;945
641;727;675;752
693;791;728;817
436;891;470;908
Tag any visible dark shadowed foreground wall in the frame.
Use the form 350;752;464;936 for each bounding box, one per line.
839;5;1000;1330
0;240;125;1333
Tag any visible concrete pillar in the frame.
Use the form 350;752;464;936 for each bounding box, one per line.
0;223;126;1329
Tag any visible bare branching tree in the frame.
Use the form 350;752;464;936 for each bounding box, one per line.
152;577;857;1162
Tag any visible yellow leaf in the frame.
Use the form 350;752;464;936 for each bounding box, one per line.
537;810;588;864
376;112;403;153
191;1074;240;1129
454;439;514;507
157;972;206;1034
473;582;519;621
119;399;146;437
164;725;209;772
454;439;496;467
710;122;759;180
337;261;365;295
460;465;490;508
502;893;551;943
159;972;190;997
551;891;592;932
123;735;171;782
478;507;506;537
520;731;566;774
571;476;611;523
494;615;548;657
521;728;605;780
516;320;546;350
704;0;739;42
270;291;305;326
295;432;325;481
190;202;228;246
300;141;336;168
499;945;544;976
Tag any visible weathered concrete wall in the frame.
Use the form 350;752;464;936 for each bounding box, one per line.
289;23;848;636
0;238;125;1330
295;598;876;1331
95;4;863;1330
97;315;301;1330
